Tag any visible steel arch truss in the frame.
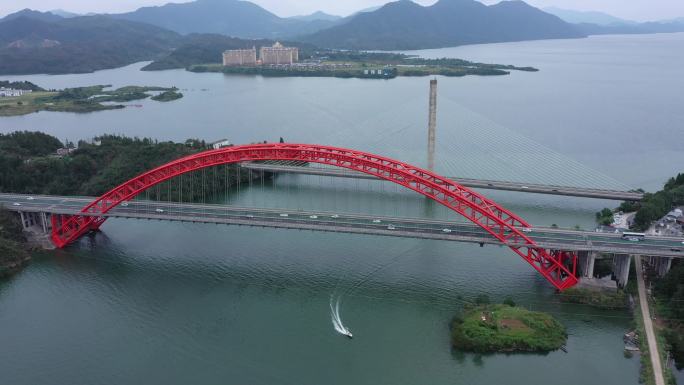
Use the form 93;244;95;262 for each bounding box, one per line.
51;143;578;290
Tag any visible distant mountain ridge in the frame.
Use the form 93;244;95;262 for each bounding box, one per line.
300;0;586;50
111;0;337;38
543;7;635;26
291;11;342;22
0;15;181;74
0;9;64;23
575;20;684;36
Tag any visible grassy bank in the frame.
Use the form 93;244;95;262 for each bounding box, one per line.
450;304;567;353
559;287;628;309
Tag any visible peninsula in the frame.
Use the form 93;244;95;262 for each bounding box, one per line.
188;48;538;80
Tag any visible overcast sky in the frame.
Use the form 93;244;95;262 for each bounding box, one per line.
2;0;683;22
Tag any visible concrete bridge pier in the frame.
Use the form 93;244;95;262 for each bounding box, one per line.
577;250;597;278
613;254;632;288
653;256;673;278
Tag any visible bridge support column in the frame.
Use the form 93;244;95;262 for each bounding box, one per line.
655;256;673;278
613;254;632;289
19;211;35;230
578;250;597;278
40;212;48;233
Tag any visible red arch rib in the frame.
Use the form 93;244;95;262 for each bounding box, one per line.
51;143;578;290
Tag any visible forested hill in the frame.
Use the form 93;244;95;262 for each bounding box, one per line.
0;15;181;75
299;0;585;50
0;132;201;196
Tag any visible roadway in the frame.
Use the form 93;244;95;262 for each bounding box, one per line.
3;194;682;256
240;163;644;201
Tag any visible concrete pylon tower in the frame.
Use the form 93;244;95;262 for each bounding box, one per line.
427;79;437;171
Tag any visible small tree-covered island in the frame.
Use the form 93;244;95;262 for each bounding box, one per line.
451;302;567;353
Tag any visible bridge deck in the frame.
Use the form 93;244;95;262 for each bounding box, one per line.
240;163;644;201
2;194;681;257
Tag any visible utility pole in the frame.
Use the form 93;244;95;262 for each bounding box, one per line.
427;79;437;171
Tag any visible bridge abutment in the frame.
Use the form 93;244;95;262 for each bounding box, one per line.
18;211;51;234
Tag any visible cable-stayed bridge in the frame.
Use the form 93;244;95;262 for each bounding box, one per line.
240;162;643;201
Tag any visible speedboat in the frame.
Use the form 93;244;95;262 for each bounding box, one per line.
343;330;353;339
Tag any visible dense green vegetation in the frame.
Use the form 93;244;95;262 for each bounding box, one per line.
606;174;684;231
595;207;614;225
653;260;684;370
0;80;45;91
0;84;182;116
1;133;194;196
631;174;684;231
0;208;30;277
450;303;567;353
558;287;627;309
0;131;265;199
151;90;184;102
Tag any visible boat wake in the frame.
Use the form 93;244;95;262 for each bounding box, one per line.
330;295;352;338
328;246;417;339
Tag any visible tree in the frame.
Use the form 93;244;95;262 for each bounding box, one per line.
503;296;516;307
595;208;613;226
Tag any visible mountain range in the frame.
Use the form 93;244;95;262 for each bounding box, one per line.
300;0;586;50
1;0;684;75
110;0;339;38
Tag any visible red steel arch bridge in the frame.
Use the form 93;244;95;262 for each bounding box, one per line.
48;143;579;290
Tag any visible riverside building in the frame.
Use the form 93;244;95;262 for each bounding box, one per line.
222;48;257;66
259;42;298;65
